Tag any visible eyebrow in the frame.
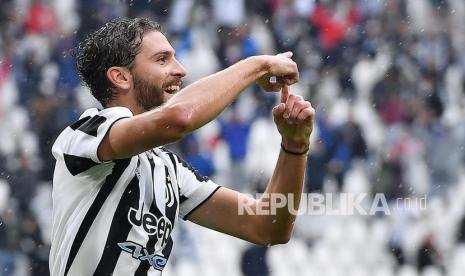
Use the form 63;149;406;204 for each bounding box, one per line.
149;50;175;59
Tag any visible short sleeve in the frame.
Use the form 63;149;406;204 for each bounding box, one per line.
168;153;220;220
52;107;133;176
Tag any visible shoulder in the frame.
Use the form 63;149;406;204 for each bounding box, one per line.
52;107;133;162
155;147;209;183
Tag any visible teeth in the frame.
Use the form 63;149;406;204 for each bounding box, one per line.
165;85;180;92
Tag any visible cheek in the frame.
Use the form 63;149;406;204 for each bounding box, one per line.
139;67;167;84
153;72;169;89
146;77;164;92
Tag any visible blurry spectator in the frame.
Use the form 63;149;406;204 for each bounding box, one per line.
310;0;361;66
0;205;20;276
24;0;58;35
412;94;464;197
417;235;442;272
76;0;125;41
52;34;80;93
245;0;273;20
127;0;171;21
29;93;78;180
270;0;310;56
240;245;269;276
379;92;406;126
219;108;252;191
18;211;49;275
13;50;42;107
212;0;247;68
305;113;334;192
305;141;326;193
180;134;216;178
7;154;39;212
457;215;465;244
327;112;367;191
245;114;281;193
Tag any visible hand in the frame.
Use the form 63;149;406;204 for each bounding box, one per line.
272;85;315;152
257;52;299;92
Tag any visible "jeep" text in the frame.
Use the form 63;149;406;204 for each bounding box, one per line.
128;205;173;247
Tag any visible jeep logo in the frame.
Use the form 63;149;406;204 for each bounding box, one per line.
128;204;173;247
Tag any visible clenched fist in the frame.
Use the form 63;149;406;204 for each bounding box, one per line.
257;52;299;92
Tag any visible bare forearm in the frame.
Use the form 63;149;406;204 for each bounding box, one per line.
254;86;314;244
257;147;307;243
165;56;268;131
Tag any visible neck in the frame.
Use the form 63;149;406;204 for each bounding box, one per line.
105;99;145;115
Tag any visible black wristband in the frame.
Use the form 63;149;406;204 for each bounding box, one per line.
280;143;309;156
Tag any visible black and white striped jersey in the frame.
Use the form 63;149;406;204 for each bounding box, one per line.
50;107;220;276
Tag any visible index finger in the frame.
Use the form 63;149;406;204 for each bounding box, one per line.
281;85;289;103
277;51;293;59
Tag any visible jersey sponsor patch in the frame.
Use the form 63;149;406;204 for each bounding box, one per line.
128;203;173;247
118;241;168;271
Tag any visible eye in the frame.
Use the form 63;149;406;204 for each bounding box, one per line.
156;56;167;65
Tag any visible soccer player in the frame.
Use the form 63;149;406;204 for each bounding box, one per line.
50;17;315;276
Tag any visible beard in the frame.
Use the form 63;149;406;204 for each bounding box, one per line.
133;73;165;111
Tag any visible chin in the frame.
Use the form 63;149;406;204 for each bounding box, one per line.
163;92;174;101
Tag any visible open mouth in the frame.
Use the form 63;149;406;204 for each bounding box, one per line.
164;84;181;95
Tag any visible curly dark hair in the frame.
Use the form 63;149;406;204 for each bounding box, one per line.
76;17;161;107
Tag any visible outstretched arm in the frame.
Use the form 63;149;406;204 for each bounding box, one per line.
98;53;298;161
166;52;298;131
187;85;315;245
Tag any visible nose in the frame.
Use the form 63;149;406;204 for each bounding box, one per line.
171;58;187;78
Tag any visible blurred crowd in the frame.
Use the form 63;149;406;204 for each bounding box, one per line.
1;0;465;275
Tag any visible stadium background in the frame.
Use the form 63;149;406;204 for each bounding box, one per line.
1;0;465;275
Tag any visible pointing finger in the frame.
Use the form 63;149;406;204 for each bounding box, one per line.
283;93;299;119
281;85;289;104
277;51;293;59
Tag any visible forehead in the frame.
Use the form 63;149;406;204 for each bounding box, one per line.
138;31;174;57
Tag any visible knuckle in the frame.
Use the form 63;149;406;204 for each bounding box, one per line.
291;107;300;115
295;101;305;109
299;100;310;107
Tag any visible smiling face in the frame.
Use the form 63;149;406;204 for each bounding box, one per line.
129;31;187;111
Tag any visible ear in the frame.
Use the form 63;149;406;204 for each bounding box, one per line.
107;66;132;90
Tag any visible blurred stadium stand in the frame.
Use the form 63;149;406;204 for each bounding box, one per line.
1;0;465;275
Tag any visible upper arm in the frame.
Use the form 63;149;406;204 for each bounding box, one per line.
98;104;191;161
186;187;270;246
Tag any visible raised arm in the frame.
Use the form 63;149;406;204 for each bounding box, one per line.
98;53;298;161
187;85;315;245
